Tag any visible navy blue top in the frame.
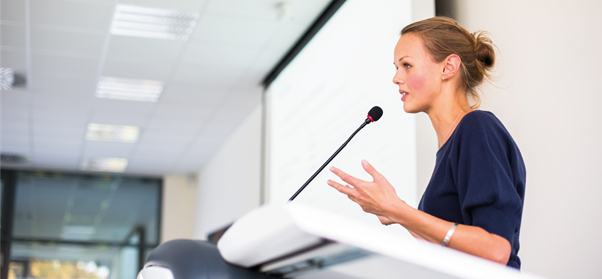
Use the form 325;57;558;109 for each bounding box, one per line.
418;111;526;269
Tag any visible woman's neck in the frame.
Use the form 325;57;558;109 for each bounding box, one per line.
426;93;472;148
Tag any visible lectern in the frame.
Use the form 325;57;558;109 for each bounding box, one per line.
139;203;546;279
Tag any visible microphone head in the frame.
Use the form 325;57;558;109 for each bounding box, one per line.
367;106;383;122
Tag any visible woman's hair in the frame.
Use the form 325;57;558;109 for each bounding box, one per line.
401;16;496;108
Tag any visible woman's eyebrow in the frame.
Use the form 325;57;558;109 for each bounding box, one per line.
394;56;409;65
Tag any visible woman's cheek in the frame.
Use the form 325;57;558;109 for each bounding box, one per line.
408;74;425;91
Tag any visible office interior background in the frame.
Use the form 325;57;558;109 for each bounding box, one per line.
1;0;601;278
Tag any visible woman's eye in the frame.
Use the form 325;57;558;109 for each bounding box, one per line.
404;63;411;70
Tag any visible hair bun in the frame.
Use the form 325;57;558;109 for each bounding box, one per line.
473;31;495;69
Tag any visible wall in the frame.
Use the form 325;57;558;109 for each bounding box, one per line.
411;0;439;200
193;104;262;239
432;1;602;278
161;175;197;243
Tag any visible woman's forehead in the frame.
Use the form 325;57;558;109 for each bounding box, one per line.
394;34;429;61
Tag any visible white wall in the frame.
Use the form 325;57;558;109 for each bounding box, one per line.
193;104;262;239
435;1;602;278
161;175;197;243
411;0;439;200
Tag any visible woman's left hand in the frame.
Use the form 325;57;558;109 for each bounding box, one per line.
327;160;405;223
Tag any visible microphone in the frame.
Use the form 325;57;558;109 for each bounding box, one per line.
288;106;383;201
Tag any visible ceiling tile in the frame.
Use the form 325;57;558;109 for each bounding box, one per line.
89;113;148;127
102;59;172;81
189;15;279;47
170;64;244;87
94;98;156;115
2;134;29;143
31;74;96;93
222;92;261;114
1;24;26;48
0;144;31;155
180;42;261;70
203;0;281;20
31;27;106;54
107;36;185;62
152;102;212;120
119;0;207;11
188;133;224;151
1;121;29;134
32;109;89;126
32;53;100;76
160;85;228;106
128;154;179;169
32;123;86;138
132;146;179;159
1;107;29;121
32;93;93;113
1;90;30;107
1;0;26;23
31;0;114;30
32;131;85;144
1;49;27;70
143;119;202;137
35;147;80;159
136;132;192;147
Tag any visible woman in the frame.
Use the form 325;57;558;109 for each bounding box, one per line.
327;17;525;269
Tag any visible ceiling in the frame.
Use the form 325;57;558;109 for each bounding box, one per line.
0;0;332;176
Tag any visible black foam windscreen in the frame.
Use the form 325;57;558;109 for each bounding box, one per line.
368;106;383;122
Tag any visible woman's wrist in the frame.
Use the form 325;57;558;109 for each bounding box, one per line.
382;198;410;225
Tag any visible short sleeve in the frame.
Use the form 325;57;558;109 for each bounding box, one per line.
453;114;523;246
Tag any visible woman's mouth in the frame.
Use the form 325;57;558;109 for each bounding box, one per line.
400;91;408;101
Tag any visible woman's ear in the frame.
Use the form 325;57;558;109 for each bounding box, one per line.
442;54;462;80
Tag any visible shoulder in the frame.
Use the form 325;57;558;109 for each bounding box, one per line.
455;110;509;139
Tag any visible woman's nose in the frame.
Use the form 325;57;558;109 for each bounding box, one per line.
392;71;404;85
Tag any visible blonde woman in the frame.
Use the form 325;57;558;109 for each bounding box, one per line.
328;17;525;269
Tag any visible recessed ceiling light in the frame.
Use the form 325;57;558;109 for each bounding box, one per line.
0;68;15;90
80;158;128;173
111;4;199;41
85;123;140;143
96;76;163;102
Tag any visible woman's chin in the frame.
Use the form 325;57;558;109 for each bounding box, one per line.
402;103;420;114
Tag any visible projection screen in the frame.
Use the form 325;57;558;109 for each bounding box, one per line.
265;0;417;231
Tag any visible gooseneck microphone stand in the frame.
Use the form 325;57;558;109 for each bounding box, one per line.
288;117;374;202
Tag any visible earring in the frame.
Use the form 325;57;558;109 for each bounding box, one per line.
442;76;445;80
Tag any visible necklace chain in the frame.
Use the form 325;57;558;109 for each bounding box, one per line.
443;105;471;143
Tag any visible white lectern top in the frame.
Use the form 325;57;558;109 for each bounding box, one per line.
218;203;546;279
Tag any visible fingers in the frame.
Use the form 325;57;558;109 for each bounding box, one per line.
361;159;381;180
327;179;355;196
330;166;364;186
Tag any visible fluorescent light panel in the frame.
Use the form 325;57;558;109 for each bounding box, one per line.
86;123;140;143
80;158;128;173
0;68;15;90
96;76;163;102
111;4;199;41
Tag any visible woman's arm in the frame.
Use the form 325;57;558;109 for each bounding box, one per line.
328;160;511;265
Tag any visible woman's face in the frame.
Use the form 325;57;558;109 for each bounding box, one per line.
392;34;443;113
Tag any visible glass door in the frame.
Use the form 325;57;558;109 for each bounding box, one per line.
1;170;17;279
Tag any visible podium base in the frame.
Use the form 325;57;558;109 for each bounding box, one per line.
140;239;276;279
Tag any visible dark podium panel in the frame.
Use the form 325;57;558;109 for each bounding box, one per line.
142;239;276;279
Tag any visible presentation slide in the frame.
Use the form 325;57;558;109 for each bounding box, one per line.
265;0;416;230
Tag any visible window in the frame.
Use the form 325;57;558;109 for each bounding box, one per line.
1;170;162;279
